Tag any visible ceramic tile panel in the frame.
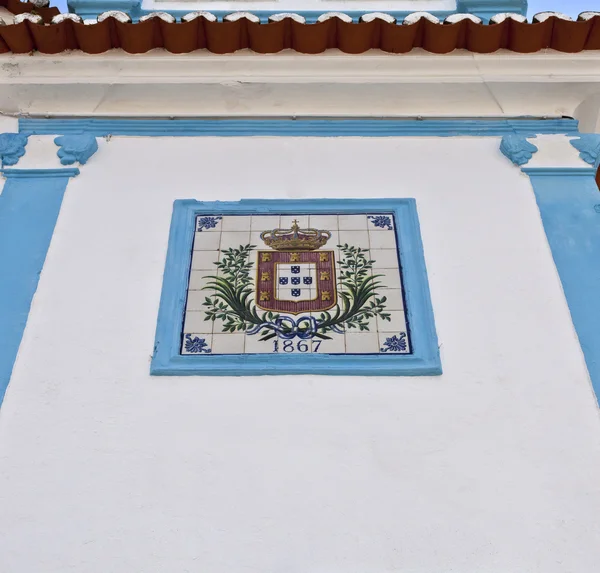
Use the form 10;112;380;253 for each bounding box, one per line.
211;333;246;354
181;333;213;355
339;230;369;247
190;250;219;270
368;230;397;250
180;213;411;356
221;215;251;232
345;332;380;354
183;311;213;334
373;268;403;291
376;288;405;311
308;214;338;229
193;231;221;251
250;215;281;231
185;290;208;311
219;231;251;251
338;214;369;230
370;249;401;269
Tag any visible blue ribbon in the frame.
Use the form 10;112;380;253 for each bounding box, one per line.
248;316;319;340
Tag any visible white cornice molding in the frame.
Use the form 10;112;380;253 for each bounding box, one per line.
1;50;599;82
0;50;599;127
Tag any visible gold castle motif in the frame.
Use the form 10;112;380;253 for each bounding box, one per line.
260;220;331;251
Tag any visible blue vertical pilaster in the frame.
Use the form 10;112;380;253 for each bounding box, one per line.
0;168;79;406
523;167;600;402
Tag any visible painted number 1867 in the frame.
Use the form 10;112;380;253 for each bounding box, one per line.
273;340;322;353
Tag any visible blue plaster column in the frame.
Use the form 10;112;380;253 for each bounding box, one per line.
523;167;600;402
0;168;79;406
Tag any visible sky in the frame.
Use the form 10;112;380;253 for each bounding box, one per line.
527;0;600;15
48;0;600;19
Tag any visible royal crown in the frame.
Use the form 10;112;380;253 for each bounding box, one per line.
260;220;331;251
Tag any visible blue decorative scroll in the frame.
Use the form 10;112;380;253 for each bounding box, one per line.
0;133;28;166
54;133;98;165
500;134;538;166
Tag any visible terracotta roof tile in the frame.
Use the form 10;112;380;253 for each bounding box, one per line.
0;0;58;22
0;10;599;55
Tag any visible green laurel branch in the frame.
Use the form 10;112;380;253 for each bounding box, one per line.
202;243;390;341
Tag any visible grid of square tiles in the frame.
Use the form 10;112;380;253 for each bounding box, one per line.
182;214;410;355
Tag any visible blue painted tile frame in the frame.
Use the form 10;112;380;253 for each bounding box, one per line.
151;198;441;377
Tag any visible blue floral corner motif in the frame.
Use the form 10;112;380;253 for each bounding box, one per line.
0;133;28;167
197;216;222;231
500;134;538;166
184;334;212;354
570;134;600;168
368;215;393;230
54;133;98;166
380;333;408;353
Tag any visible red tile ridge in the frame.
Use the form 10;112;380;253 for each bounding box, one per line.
0;10;598;55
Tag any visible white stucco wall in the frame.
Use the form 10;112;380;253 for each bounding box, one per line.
1;136;600;572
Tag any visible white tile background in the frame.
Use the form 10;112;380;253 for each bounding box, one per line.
182;213;410;355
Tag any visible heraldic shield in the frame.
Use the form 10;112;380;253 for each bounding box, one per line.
256;220;337;315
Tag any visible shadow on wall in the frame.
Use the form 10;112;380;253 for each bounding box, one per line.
573;96;600;191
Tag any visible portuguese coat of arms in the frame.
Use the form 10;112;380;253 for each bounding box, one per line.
187;214;410;354
256;220;336;315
